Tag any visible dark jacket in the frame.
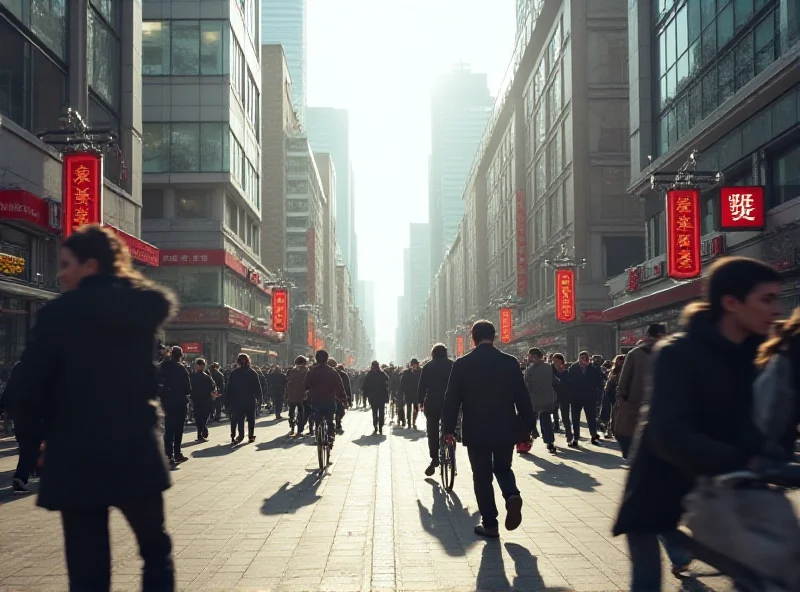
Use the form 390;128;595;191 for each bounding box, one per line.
613;309;766;535
336;369;352;403
400;368;422;403
441;343;536;451
226;365;263;411
209;368;226;399
189;370;216;407
362;369;389;406
2;274;175;511
552;366;568;403
566;361;605;403
614;341;656;438
269;370;287;395
417;356;454;413
304;363;347;406
286;366;308;403
159;359;191;411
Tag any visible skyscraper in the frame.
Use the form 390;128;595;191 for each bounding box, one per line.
307;107;356;281
429;63;492;276
261;0;307;127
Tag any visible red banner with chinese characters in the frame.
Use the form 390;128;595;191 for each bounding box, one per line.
515;190;528;297
455;336;465;357
666;189;701;279
555;269;576;323
315;337;325;351
272;289;289;332
499;308;513;343
104;224;160;267
719;186;765;230
307;316;315;347
307;228;316;302
182;342;202;354
63;152;103;236
0;190;53;232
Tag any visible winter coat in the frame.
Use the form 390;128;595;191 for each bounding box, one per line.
285;366;309;403
524;360;558;413
159;359;191;412
613;308;766;535
566;362;605;404
226;365;263;411
442;344;536;452
209;368;226;399
304;363;347;406
189;371;216;407
361;369;389;406
337;369;353;403
269;370;287;395
400;368;422;404
1;274;174;511
613;341;655;438
417;356;454;414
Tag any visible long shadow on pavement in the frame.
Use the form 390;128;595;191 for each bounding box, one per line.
256;434;303;451
261;472;322;515
191;444;237;458
549;442;626;470
504;542;571;592
518;453;600;492
351;434;386;447
417;478;480;556
392;427;426;442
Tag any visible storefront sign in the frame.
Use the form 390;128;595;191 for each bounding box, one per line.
227;308;252;330
307;316;315;347
456;335;465;357
555;269;576;323
619;331;642;346
580;310;605;322
0;190;54;232
250;271;260;285
224;252;248;278
626;259;665;293
515;190;528;297
499;308;513;343
272;289;289;332
700;234;726;261
182;342;202;354
307;229;316;301
0;251;25;277
666;189;701;279
160;249;225;266
174;307;226;324
104;225;159;267
719;186;765;230
63;152;103;237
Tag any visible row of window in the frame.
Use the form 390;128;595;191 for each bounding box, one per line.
224;196;260;252
229;133;260;210
142;20;229;76
1;0;68;60
234;0;258;51
143;122;229;173
230;33;259;131
87;3;120;110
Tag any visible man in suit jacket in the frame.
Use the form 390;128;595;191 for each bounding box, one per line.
442;320;537;538
417;343;455;476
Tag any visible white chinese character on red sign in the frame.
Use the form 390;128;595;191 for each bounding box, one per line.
728;193;755;222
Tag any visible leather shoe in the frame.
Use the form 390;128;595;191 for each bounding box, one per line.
474;524;499;538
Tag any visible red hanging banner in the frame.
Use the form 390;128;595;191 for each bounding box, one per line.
307;316;315;347
666;189;702;279
63;152;103;237
455;335;465;357
555;269;576;323
272;289;289;332
515;190;528;297
499;308;513;344
719;186;765;230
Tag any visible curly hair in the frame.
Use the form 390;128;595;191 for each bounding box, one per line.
756;307;800;368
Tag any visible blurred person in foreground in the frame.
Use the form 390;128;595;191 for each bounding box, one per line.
613;257;783;591
2;225;176;591
442;320;536;538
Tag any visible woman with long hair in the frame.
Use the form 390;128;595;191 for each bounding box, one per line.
600;354;625;439
2;224;177;591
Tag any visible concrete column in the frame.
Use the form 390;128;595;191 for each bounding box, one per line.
68;0;89;116
120;0;143;208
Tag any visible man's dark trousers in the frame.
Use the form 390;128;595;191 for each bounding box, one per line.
570;398;598;441
13;422;42;484
288;402;303;429
61;493;174;591
467;445;519;529
371;404;385;429
163;406;186;459
231;404;256;440
405;400;419;427
425;408;442;461
194;402;211;438
558;401;573;440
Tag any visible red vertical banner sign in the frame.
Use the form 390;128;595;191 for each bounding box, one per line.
63;152;103;237
455;336;465;357
272;289;289;332
307;316;315;347
499;308;513;344
515;190;528;297
719;186;765;230
666;189;702;279
306;228;316;302
555;269;576;322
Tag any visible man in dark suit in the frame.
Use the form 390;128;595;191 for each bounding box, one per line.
418;343;454;476
442;320;537;538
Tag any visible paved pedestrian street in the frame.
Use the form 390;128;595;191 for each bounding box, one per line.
0;409;733;592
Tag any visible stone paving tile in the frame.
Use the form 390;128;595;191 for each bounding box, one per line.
0;409;741;591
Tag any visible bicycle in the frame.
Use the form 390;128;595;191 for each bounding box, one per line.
309;406;332;474
439;431;456;492
388;399;395;425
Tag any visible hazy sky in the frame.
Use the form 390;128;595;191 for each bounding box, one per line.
307;0;516;362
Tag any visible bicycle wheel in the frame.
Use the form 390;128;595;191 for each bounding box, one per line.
322;421;330;467
445;443;456;491
316;422;325;472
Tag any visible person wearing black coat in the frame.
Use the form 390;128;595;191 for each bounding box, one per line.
361;361;389;434
613;258;783;590
269;366;287;420
442;321;536;538
1;225;176;591
209;363;226;421
417;344;454;476
189;359;217;442
255;367;268;416
400;360;422;429
550;354;570;438
159;347;192;465
227;354;264;443
565;351;605;446
329;360;351;432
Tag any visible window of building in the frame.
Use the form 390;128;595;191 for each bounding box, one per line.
772;143;800;207
589;99;629;153
1;0;68;60
647;211;666;257
603;236;645;278
143;123;167;172
142;21;170;75
588;30;628;84
287;199;308;213
141;190;164;219
170;123;200;171
547;69;562;129
286;235;306;248
547;185;563;237
200;122;226;172
175;190;210;219
286;217;308;228
87;3;120;110
754;12;776;74
288;180;309;194
225;196;237;229
200;21;225;74
547;130;562;180
535;154;546;199
287;252;307;268
171;21;199;75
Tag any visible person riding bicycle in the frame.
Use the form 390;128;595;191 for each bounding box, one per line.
418;343;454;476
303;350;348;448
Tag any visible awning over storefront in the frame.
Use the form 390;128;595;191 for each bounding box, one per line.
0;189;60;234
104;224;159;267
603;280;703;322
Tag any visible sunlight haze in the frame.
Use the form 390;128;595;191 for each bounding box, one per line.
307;0;516;363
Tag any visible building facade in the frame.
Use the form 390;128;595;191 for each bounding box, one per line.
0;0;152;373
603;0;800;349
141;0;278;365
261;0;307;127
